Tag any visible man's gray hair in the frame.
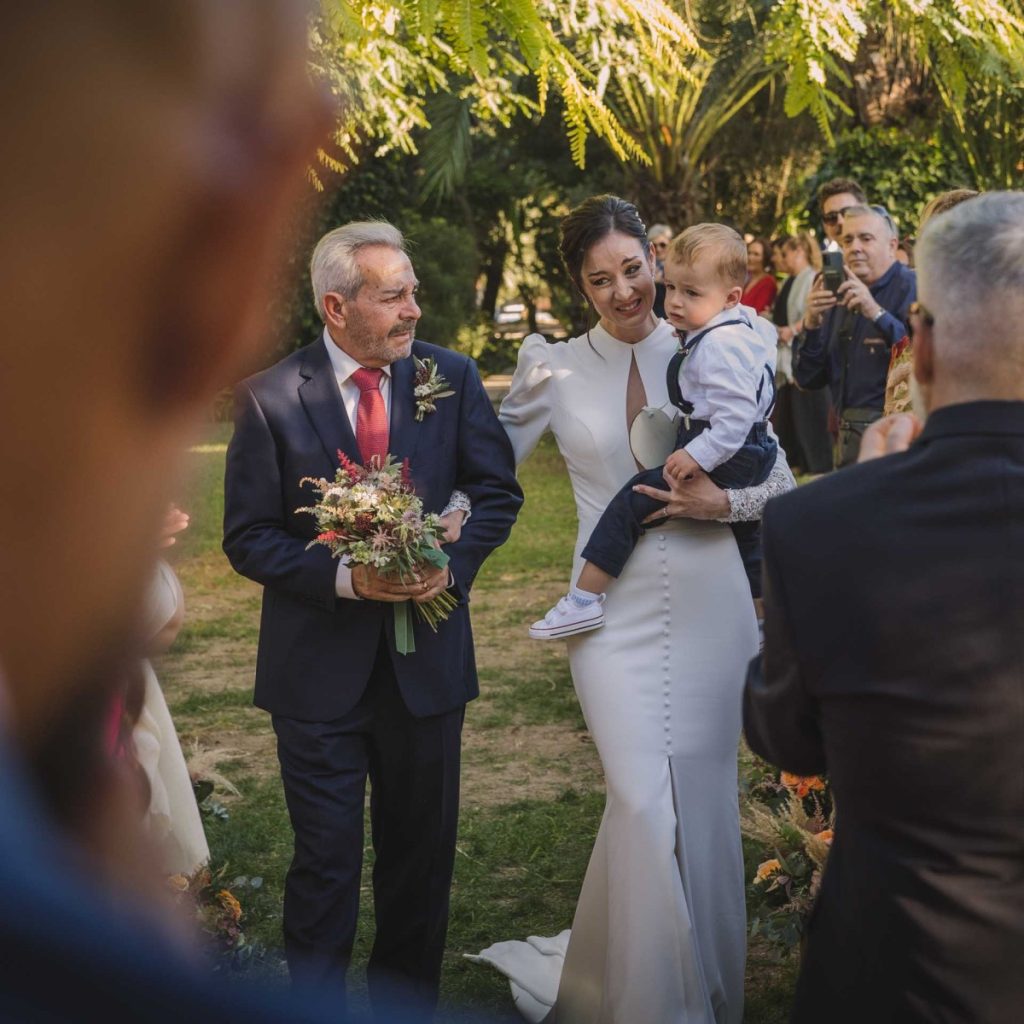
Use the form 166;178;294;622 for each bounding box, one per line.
917;190;1024;381
842;204;897;239
310;221;406;322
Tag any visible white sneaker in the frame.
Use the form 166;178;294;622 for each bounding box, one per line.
529;594;606;640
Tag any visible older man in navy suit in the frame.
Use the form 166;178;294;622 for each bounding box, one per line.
224;222;522;1015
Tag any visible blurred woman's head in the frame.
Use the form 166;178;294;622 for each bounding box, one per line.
783;231;821;273
919;189;980;234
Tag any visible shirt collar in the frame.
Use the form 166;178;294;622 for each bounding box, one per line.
867;260;900;293
687;305;754;339
918;400;1024;444
322;328;393;384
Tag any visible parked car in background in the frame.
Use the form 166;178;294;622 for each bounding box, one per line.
493;301;568;340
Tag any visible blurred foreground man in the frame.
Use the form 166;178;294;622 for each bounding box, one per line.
0;3;344;1020
745;191;1024;1023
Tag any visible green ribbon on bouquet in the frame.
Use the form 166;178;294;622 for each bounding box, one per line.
394;602;416;655
392;545;453;656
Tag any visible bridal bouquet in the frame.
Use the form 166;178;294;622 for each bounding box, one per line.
297;452;457;654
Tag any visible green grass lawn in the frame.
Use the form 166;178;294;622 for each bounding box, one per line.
160;425;796;1021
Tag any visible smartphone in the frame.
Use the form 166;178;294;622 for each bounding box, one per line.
822;250;844;295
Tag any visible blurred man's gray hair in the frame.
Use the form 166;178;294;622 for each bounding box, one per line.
310;221;406;321
917;190;1024;382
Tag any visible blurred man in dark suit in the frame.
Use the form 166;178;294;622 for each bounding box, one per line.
745;190;1023;1023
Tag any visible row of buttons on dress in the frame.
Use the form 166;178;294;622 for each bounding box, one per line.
659;532;672;756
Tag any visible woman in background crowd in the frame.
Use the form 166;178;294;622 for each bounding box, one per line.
741;236;777;314
774;232;832;475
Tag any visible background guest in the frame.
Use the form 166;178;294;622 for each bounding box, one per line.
741;235;778;314
796;205;916;466
773;233;832;475
649;222;674;318
818;177;867;250
895;237;915;267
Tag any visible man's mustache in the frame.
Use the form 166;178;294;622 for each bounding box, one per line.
390;320;417;337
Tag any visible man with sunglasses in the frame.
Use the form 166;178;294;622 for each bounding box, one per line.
819;177;866;249
795;204;916;466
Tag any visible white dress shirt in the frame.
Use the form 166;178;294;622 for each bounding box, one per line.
323;330;391;599
679;304;778;472
321;330;465;600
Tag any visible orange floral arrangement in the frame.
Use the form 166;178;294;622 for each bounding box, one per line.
166;866;264;967
741;755;835;952
780;772;827;799
754;859;782;884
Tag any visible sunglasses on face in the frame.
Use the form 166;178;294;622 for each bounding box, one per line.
822;207;850;226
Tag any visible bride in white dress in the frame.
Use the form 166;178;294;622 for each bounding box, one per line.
473;196;795;1023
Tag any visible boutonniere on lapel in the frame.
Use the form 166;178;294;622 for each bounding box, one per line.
413;356;455;421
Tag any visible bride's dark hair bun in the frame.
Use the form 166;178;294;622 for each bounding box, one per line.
559;195;648;295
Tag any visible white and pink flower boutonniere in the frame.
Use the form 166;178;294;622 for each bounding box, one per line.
413;356;455;421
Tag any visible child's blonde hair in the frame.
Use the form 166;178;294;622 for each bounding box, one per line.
668;223;747;288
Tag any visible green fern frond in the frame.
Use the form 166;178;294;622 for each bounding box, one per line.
418;93;472;201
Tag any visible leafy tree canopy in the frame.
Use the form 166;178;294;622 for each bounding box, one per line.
314;0;1024;176
312;0;701;178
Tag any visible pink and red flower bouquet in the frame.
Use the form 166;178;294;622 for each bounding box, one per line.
297;452;457;653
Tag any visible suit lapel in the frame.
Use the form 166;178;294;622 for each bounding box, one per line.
388;352;421;464
298;340;361;467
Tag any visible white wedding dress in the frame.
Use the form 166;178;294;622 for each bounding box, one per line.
474;322;762;1024
133;561;210;876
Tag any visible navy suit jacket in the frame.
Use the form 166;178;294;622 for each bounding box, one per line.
223;337;522;721
744;401;1024;1022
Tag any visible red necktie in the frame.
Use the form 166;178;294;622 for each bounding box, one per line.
351;367;389;467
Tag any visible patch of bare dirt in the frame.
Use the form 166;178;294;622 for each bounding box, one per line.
158;640;257;699
180;730;280;788
461;723;602;810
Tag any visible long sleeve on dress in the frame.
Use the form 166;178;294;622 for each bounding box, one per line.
498;333;555;466
720;451;796;522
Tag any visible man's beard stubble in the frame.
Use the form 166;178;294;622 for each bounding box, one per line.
347;311;417;365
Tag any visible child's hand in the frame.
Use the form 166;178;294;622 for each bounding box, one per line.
664;449;701;483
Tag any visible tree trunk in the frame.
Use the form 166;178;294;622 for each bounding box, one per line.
479;240;508;320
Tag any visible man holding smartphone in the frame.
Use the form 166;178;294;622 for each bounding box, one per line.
795;205;916;467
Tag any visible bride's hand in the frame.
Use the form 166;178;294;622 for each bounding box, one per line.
634;469;731;523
